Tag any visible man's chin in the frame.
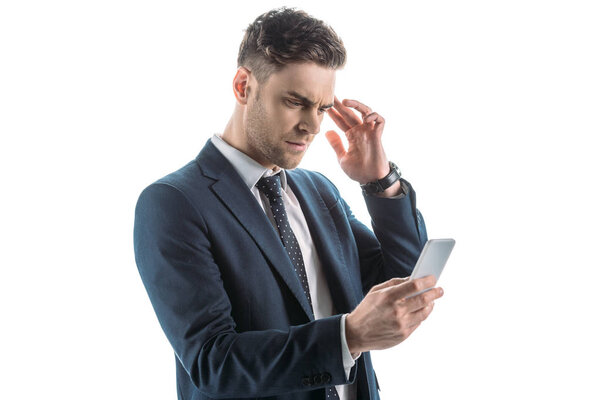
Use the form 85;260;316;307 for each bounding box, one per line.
277;161;301;170
276;155;304;170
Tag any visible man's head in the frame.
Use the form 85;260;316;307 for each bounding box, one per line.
237;7;346;85
227;7;346;170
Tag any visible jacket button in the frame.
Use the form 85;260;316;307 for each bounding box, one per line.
322;372;332;384
302;376;312;386
313;374;323;385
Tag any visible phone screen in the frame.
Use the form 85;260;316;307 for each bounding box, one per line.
408;238;455;297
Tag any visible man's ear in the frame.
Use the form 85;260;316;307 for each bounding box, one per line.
232;66;252;105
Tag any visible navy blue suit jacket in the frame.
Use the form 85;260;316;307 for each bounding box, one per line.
133;139;428;399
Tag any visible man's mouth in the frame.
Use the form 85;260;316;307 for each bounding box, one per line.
285;141;308;151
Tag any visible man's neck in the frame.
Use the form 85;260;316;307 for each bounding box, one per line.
221;116;278;171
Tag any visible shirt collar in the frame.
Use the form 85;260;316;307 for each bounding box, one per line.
210;133;287;191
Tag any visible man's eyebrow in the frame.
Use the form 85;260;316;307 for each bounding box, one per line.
286;91;334;109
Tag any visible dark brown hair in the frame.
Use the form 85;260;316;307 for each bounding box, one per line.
237;7;347;84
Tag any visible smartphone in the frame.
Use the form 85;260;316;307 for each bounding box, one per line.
408;238;455;297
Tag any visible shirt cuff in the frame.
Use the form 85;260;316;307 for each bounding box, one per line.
340;313;361;380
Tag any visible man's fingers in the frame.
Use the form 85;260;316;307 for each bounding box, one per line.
326;107;351;132
387;275;437;299
407;302;435;329
324;130;346;160
342;98;372;120
402;288;443;313
333;96;362;126
367;277;409;294
364;112;385;127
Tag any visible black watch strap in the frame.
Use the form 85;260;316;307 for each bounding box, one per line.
360;162;402;194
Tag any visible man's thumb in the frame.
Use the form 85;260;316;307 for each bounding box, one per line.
325;130;346;160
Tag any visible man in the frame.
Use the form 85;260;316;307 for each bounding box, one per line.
134;7;443;400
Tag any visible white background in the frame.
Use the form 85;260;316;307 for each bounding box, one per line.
1;1;599;399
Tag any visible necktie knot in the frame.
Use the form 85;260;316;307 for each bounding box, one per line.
256;174;283;201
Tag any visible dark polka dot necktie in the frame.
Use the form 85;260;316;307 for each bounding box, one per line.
256;174;340;399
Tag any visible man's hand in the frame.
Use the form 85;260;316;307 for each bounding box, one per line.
325;96;391;185
345;276;444;354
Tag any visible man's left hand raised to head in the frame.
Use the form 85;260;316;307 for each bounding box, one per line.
325;96;401;197
325;97;390;185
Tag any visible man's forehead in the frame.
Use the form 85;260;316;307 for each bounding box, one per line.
268;63;335;94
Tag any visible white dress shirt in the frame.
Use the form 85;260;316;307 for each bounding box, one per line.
210;133;359;399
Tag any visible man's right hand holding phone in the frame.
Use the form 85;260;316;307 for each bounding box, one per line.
345;275;443;354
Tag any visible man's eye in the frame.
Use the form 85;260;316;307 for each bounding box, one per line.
287;100;303;107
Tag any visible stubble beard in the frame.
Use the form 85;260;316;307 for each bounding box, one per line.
245;89;304;170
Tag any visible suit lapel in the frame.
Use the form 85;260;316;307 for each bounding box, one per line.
196;141;314;320
286;170;360;314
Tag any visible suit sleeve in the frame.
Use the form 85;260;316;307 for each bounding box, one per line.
133;183;354;398
316;174;428;295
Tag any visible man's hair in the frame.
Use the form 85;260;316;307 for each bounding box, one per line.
237;7;347;84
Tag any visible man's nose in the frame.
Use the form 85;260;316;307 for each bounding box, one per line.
298;109;321;135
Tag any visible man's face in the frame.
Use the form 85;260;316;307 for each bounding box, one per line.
243;62;336;170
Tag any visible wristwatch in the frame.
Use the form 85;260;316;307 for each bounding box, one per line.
360;161;402;194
